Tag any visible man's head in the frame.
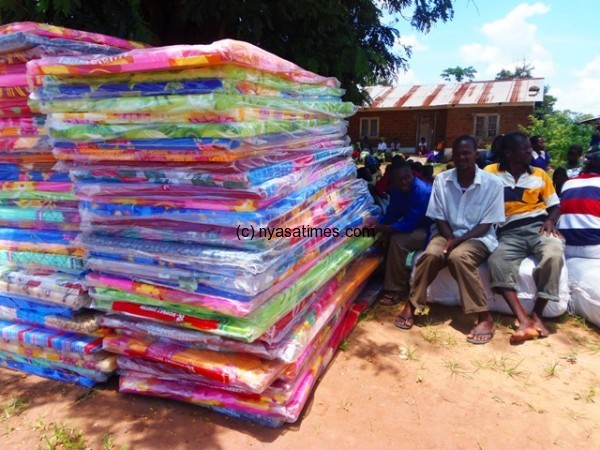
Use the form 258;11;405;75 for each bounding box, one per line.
490;134;504;158
566;145;583;165
364;155;380;174
530;135;545;151
451;135;478;171
390;162;413;193
501;132;532;166
583;145;600;173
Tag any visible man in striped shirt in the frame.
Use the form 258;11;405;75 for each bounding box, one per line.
485;132;564;344
558;146;600;257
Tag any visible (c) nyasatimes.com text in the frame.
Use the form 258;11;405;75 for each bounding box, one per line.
236;225;376;241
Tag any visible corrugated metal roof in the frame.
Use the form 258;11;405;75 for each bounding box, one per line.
364;78;545;109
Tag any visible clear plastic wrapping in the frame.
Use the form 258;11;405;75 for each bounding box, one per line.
0;269;90;307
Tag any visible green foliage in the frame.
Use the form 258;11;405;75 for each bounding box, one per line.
520;111;594;165
495;62;534;80
495;63;556;116
440;65;477;82
536;85;557;117
0;0;455;104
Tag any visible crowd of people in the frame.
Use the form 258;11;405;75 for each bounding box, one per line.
370;131;600;345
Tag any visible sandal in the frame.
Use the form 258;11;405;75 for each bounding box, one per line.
466;328;496;345
394;315;414;330
379;293;402;306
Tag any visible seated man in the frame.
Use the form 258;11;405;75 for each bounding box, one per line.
395;135;505;344
426;148;446;164
564;145;583;178
374;161;432;306
558;145;600;255
485;132;564;344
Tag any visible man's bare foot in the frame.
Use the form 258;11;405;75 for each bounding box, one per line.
510;320;540;344
466;320;496;344
531;312;550;338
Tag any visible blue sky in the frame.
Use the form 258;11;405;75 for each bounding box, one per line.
387;0;598;115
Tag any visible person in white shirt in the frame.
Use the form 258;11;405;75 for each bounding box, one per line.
377;137;388;154
395;135;505;344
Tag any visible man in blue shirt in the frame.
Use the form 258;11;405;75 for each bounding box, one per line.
395;135;505;344
374;162;432;305
530;136;552;170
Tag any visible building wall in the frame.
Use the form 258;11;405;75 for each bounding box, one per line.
444;105;534;147
348;110;420;150
350;105;534;151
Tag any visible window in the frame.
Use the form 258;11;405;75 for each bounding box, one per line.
473;114;499;139
360;117;379;139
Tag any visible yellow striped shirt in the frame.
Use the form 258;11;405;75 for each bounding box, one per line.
484;163;559;225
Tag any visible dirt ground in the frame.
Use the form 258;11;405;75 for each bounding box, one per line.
1;302;599;450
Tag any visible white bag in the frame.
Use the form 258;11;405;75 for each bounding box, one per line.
411;253;570;318
566;257;600;328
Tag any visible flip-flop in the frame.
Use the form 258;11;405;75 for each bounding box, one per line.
466;328;496;345
379;293;402;306
394;315;414;330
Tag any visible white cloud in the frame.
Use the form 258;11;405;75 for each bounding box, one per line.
459;2;555;79
555;56;600;114
392;68;421;86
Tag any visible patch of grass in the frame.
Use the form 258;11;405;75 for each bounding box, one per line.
444;360;472;379
471;358;495;372
526;402;546;414
32;417;49;432
493;316;505;329
102;433;115;450
572;315;591;332
39;422;86;450
341;395;351;412
399;344;419;361
358;308;376;322
565;407;586;422
74;389;97;404
2;396;29;421
441;334;457;347
574;386;597;403
586;341;600;354
339;339;351;351
561;350;578;365
419;323;457;347
500;358;526;380
544;361;560;378
421;326;440;344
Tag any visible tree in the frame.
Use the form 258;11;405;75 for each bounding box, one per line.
495;63;556;116
440;66;477;82
495;62;534;80
0;0;456;104
520;111;593;165
535;85;557;118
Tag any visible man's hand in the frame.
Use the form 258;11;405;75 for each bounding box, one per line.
443;237;457;255
540;220;562;238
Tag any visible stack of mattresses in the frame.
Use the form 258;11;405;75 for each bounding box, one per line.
30;39;380;424
0;22;145;386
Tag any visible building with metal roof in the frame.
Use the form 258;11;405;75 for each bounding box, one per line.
349;78;545;153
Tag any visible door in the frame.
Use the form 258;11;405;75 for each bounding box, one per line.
417;113;434;150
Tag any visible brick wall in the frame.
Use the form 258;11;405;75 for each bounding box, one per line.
445;105;534;147
350;105;535;150
349;110;419;150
